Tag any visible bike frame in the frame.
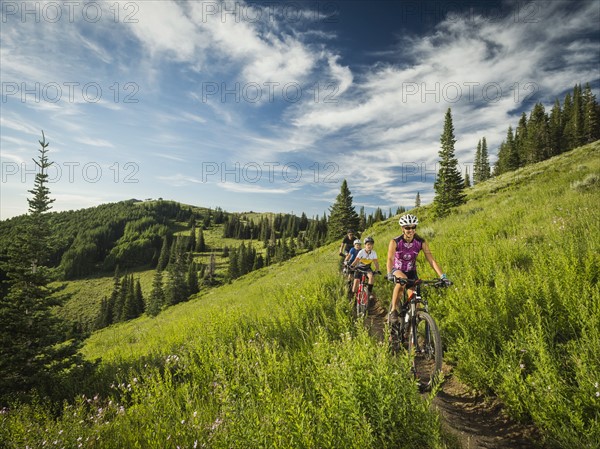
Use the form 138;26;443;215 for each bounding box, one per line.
355;268;370;316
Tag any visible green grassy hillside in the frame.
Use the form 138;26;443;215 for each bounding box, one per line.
367;140;600;448
2;142;598;448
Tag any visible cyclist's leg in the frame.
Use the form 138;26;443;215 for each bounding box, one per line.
391;269;407;311
352;269;361;293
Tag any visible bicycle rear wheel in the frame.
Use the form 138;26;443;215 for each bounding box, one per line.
408;311;442;391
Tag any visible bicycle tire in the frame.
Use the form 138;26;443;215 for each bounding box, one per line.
356;289;369;316
388;319;403;354
408;311;442;391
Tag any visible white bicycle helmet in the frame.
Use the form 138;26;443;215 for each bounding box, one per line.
353;239;362;245
399;214;419;227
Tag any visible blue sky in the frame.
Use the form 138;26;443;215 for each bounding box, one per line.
1;0;599;219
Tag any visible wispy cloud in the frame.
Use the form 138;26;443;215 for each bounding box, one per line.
1;0;597;219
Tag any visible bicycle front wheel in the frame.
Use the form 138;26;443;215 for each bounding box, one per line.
408;311;442;391
356;289;369;316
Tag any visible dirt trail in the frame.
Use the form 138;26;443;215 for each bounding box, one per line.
364;301;544;449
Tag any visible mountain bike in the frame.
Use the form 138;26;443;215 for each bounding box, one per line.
354;268;379;317
388;277;449;391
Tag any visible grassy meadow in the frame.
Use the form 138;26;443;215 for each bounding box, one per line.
2;142;599;448
369;141;600;448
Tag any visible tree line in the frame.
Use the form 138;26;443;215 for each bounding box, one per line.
494;83;599;175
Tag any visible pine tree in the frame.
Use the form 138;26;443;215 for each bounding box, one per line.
473;139;482;184
515;112;528;166
122;275;137;321
327;179;360;241
228;248;239;280
505;126;519;171
464;169;471;188
114;275;129;322
549;99;564;156
433;108;466;218
156;236;170;271
0;131;83;400
480;137;490;181
562;92;573;149
494;141;507;176
166;245;188;305
582;83;600;143
96;296;110;329
358;206;366;232
187;261;199;295
189;222;196;253
415;192;421;208
526;102;550;163
195;228;206;252
147;270;164;317
134;279;144;317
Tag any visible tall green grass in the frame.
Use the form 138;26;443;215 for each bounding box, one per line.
372;142;600;448
1;246;452;448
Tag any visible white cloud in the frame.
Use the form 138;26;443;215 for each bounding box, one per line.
74;137;115;148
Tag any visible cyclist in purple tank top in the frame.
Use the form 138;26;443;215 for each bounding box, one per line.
386;214;449;322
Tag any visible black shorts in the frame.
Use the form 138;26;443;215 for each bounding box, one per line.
354;267;373;279
393;269;417;282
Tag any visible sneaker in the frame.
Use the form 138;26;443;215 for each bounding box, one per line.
388;310;399;323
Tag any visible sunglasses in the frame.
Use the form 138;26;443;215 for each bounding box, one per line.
403;226;417;231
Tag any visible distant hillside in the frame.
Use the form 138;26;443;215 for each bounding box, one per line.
0;200;322;281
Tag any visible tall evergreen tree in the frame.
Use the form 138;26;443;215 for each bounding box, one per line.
327;179;360;241
548;99;564;156
526;103;551;163
464;169;471;188
480;137;490;181
195;228;207;252
433;108;466;218
166;246;188;305
473;139;482;183
358;206;366;232
187;261;199;295
505;126;520;171
156;236;170;271
0;131;83;400
147;270;164;317
189;222;196;253
515;112;528;166
121;275;137;321
415;192;421;208
582;83;600;143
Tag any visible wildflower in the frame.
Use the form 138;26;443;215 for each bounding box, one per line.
520;363;525;370
181;419;186;424
596;392;599;398
193;411;198;418
211;417;223;431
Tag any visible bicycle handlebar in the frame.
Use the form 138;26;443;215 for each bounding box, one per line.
390;277;451;288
